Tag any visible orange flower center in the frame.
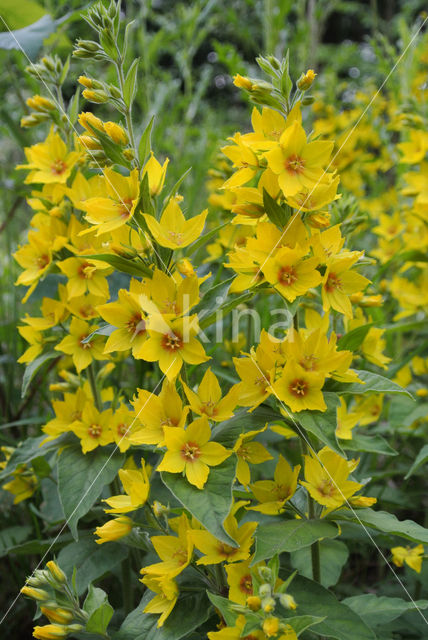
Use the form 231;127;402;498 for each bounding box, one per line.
200;401;218;417
180;441;201;461
278;265;297;286
273;483;292;500
216;542;237;559
318;478;336;497
51;159;67;175
120;198;134;219
289;378;308;397
117;422;128;436
36;254;50;270
284;154;304;175
88;423;102;438
325;272;342;292
239;574;253;595
161;416;179;427
237;445;250;460
172;546;188;566
254;374;270;392
167;231;184;245
162;331;183;352
78;262;95;280
127;313;146;335
79;335;92;350
299;354;318;371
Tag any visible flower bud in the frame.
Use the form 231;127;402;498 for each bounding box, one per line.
40;606;74;624
65;624;85;633
258;567;272;582
297;69;316;91
33;624;68;640
176;258;195;277
104;121;128;145
302;95;315;105
94;516;134;544
123;148;135;161
78;135;102;150
267;55;280;69
78;112;104;134
20;114;49;128
279;593;297;610
262;596;276;613
78;75;93;88
152;500;169;518
46;561;67;584
246;595;261;611
41;56;55;71
27;95;56;112
263;617;279;637
21;586;50;601
258;584;271;598
233;74;253;91
75;39;101;53
109;85;122;99
82;89;109;103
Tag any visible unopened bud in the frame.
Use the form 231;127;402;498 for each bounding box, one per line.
123;148;135;161
233;74;253;91
246;595;261;611
82;89;109;103
21;114;49;128
279;593;297;610
297;69;316;91
40;606;74;624
21;586;50;601
46;561;67;584
302;95;315;105
267;55;280;69
263;617;279;638
258;567;272;582
27;95;56;112
262;596;276;613
258;584;271;598
104;121;128;145
41;56;55;71
78;135;102;150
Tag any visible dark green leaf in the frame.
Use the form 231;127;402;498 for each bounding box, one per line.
21;351;58;397
0;525;32;557
161;456;238;546
212;407;280;448
253;519;338;563
331;371;413;399
84;585;114;635
0;434;67;480
291;539;349;588
298;393;343;455
286;615;325;636
330;508;428;544
280;572;376;639
343;594;428;627
82;253;153;278
138;115;155;166
206;592;237;627
124;58;140;107
263;188;290;227
57;445;124;540
337;325;373;351
340;432;397;456
404;444;428;479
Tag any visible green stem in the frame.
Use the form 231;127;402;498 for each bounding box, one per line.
115;53;140;170
181;364;194;423
308;495;321;583
87;363;102;411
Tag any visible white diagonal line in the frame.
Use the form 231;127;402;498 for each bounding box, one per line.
247;351;428;623
0;13;171;276
0;361;174;625
250;15;428;284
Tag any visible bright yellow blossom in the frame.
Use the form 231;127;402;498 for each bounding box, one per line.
58;257;111;300
143;198;208;249
249;454;301;514
143;152;169;196
273;361;326;413
181;368;239;422
140;513;193;579
233;427;273;486
157;416;230;489
55;317;106;373
391;544;424;573
94;515;134;544
17;127;80;184
104;459;150;513
142;575;178;627
263;246;321;302
71;404;114;453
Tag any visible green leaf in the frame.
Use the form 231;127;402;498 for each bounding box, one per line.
83;253;153;278
84;584;114;635
0;0;45;30
188;221;229;256
298;392;344;456
124;58;140;107
405;444;428;479
68;87;80;125
331;370;413;399
330;508;428;544
139;115;155;166
21;351;58;397
206;592;237;627
291;539;349;588
0;434;67;480
192;275;235;323
253;519;339;564
161;456;238;546
114;591;211;640
340;432;397;456
0;525;32;557
263;188;290;228
281;572;376;639
388;396;428;429
57;445;124;540
286;615;325;636
199;290;255;330
58;536;128;595
343;594;428;628
212;406;280;448
337;325;373;351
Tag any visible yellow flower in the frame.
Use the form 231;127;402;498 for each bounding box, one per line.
143;152;169;196
137;314;209;380
273;361;326;413
263;246;321;302
249;454;301;514
17;326;45;364
98;288;149;358
143;268;200;317
110;403;140;452
71;404;114;453
17;127;80;184
157;416;230;489
233;427;273;486
42;388;89;441
142;575;178;627
233;343;276;409
297;69;317;90
225;558;255;604
130;379;189;446
104;459;150;514
182;368;239;422
190;501;257;564
39;607;73;624
143;198;208;249
265;120;333;197
3;466;38;504
14;232;52;300
58;257;111;300
335;397;359;440
301;446;365;510
233;74;253;90
55;317;106;373
391;544;424;573
141;513;193;579
95;515;134;544
322;253;370;318
221;133;259;188
82;168;140;234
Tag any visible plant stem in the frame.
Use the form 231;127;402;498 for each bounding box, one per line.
308;494;321;583
87;363;102;411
